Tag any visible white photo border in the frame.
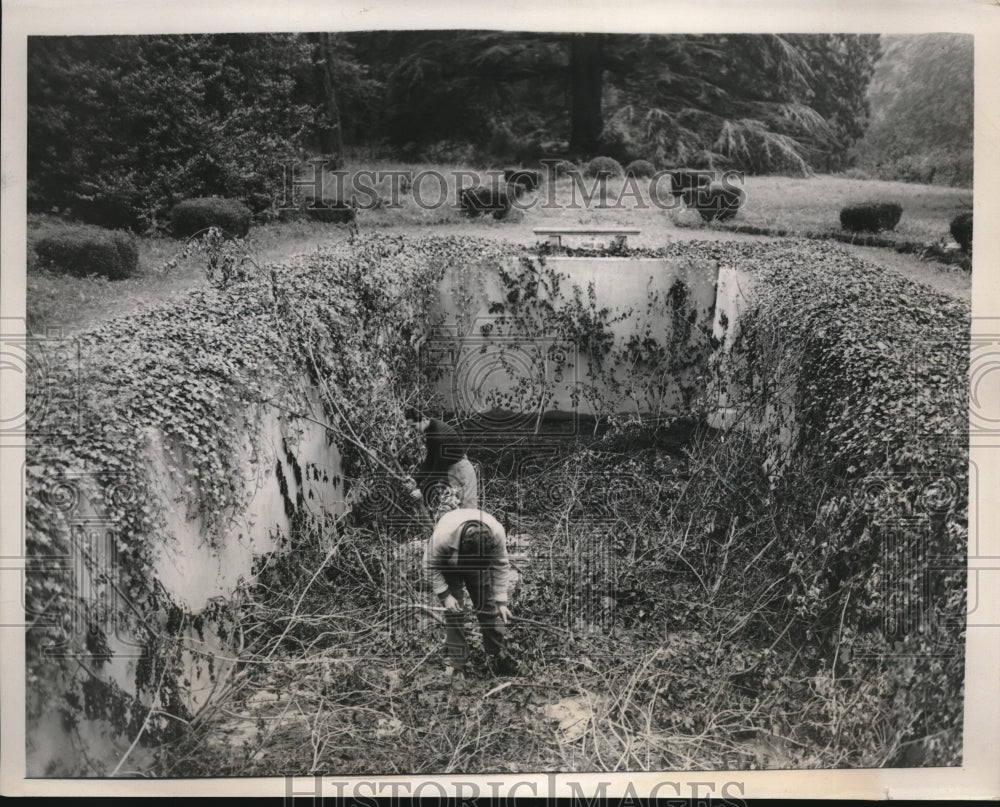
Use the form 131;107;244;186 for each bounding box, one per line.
2;0;997;799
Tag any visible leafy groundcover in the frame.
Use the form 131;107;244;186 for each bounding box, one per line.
27;235;967;774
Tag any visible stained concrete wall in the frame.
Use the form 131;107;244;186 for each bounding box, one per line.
707;266;755;430
430;257;721;421
430;256;788;452
26;392;343;776
28;254;772;776
148;395;342;613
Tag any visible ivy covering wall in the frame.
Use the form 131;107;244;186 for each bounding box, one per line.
538;238;969;764
26;234;968;772
25;235;516;773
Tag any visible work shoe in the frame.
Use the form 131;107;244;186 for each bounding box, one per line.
486;652;520;677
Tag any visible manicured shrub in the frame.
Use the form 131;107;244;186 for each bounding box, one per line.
170;197;252;239
303;199;356;224
584;156;624;179
691;184;745;222
34;224;139;280
506;182;527;200
669;169;712;197
624;159;656;178
545;159;577;179
839;202;903;233
950;211;972;253
458;185;512;220
504;168;541;193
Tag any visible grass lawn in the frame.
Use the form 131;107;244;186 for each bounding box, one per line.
26;215;375;334
24;168;973;334
711;173;972;245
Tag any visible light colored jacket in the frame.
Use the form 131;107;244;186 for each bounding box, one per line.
424;509;510;603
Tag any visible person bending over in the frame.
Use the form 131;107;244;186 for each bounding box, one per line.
424;508;518;686
404;408;478;512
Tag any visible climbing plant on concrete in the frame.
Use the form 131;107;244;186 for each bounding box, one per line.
25;232;526;773
26;232;968;773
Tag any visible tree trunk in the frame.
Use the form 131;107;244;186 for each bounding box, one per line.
569;34;605;158
312;33;343;162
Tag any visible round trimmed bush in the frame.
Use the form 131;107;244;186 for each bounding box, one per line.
34;224;139;280
669;169;712;197
839;202;903;233
459;185;512;220
504;168;541;193
624;159;656;179
692;184;745;222
170;197;251;239
303;199;356;224
584;156;624;179
950;212;972;253
546;159;577;179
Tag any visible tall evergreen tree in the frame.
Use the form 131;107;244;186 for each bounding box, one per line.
300;32;382;158
791;34;881;172
568;34;606;156
376;32;879;173
602;34;836;172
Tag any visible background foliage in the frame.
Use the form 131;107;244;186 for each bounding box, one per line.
33;31;970;233
28;34;318;229
854;34;974;186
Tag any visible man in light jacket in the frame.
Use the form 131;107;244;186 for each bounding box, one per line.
424;508;518;685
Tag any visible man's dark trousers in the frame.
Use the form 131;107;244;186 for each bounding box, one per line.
442;567;505;671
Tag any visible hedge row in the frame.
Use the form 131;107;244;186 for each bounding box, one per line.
34;224;139;280
840;202;903;233
716;239;968;767
706;221;972;270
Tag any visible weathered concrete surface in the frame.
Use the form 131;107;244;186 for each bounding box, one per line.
431;257;721;422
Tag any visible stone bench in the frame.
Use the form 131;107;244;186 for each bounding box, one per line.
532;227;641;248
